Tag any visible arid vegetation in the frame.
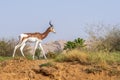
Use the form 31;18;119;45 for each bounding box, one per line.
0;24;120;80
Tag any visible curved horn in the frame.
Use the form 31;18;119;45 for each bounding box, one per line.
49;21;52;26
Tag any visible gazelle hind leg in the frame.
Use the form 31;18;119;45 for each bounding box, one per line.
13;43;21;57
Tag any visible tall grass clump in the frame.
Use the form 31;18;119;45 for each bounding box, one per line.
55;49;88;64
55;49;120;66
87;52;120;65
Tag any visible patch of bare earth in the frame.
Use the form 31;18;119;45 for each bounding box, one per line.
0;58;120;80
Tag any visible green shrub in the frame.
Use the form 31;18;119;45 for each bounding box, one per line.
64;38;85;50
86;24;120;52
0;38;30;57
0;39;15;56
103;28;120;52
35;48;42;59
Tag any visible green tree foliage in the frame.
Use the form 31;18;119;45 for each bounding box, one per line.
64;38;85;50
74;38;85;47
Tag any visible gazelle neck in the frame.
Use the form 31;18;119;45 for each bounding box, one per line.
41;28;50;40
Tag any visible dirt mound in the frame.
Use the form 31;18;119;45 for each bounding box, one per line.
0;58;120;80
0;58;48;80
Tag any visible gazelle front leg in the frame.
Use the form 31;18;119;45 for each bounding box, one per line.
39;43;47;59
20;43;26;57
33;41;39;60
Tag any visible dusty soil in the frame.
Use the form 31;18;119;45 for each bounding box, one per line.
0;58;120;80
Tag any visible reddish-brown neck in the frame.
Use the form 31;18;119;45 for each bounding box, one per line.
41;28;50;40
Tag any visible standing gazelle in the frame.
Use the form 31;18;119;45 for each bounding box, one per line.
13;22;56;60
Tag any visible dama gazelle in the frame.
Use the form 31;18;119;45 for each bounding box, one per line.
13;22;56;60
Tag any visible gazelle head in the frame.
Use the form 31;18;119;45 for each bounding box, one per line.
48;21;56;33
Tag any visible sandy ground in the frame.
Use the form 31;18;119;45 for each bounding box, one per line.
0;58;120;80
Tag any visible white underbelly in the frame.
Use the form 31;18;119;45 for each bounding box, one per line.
27;37;42;42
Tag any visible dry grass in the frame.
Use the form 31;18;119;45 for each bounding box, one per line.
64;50;88;63
88;51;120;65
55;49;88;64
55;49;120;66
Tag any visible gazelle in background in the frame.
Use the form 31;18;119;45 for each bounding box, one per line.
13;22;56;60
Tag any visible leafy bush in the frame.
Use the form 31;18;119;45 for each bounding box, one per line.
64;38;85;50
97;28;120;52
0;39;15;56
35;48;42;59
0;38;30;57
103;28;120;52
86;24;120;52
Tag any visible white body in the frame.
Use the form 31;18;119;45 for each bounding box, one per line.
13;33;47;60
